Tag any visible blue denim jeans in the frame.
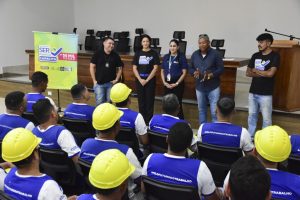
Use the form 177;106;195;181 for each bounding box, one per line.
196;87;220;125
93;82;112;106
248;93;272;138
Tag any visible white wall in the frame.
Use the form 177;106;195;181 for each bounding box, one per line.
74;0;300;57
0;0;74;69
1;0;299;71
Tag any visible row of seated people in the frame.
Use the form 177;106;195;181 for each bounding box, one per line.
0;72;300;199
1;78;299;157
1;75;300;162
0;120;299;200
1;71;299;159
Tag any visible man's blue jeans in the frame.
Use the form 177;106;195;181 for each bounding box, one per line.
196;87;220;125
248;93;272;137
93;82;112;106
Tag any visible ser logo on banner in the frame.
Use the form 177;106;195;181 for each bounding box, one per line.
38;45;62;62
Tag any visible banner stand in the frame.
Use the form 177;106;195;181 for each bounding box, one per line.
57;89;61;112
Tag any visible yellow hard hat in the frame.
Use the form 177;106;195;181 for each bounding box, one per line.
2;128;41;162
255;125;291;162
110;83;132;103
89;149;135;189
92;103;123;130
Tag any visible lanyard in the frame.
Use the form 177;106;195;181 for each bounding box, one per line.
168;55;177;73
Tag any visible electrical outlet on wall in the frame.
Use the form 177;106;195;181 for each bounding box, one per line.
48;91;52;96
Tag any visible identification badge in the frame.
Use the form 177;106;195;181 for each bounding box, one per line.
167;73;171;81
105;62;109;68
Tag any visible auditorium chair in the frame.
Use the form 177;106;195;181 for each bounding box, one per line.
62;117;95;147
147;129;168;153
113;32;120;39
113;32;121;50
211;39;226;58
115;31;130;53
39;147;77;187
116;127;140;157
78;157;91;177
197;142;243;187
94;31;104;51
22;112;39;126
77;157;94;192
173;31;187;55
287;154;300;175
142;176;199;200
133;28;144;52
0;190;14;200
104;30;112;37
84;29;96;51
150;38;161;55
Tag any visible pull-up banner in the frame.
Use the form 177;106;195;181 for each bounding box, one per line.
34;31;78;89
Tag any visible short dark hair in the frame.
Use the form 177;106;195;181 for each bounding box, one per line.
96;120;119;135
13;151;35;169
115;97;129;107
140;34;152;45
93;186;119;196
31;71;48;87
5;91;25;110
162;94;179;114
168;122;193;153
217;97;235;117
71;83;86;100
256;33;274;44
103;36;114;42
32;99;53;124
229;155;271;200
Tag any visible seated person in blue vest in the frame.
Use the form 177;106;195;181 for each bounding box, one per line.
0;91;35;140
0;162;14;190
110;83;149;146
223;125;300;200
32;99;80;163
26;71;57;112
79;103;142;200
77;149;135;200
143;122;222;200
197;97;253;155
64;83;95;121
1;128;76;199
290;134;300;156
224;155;272;200
149;93;188;134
